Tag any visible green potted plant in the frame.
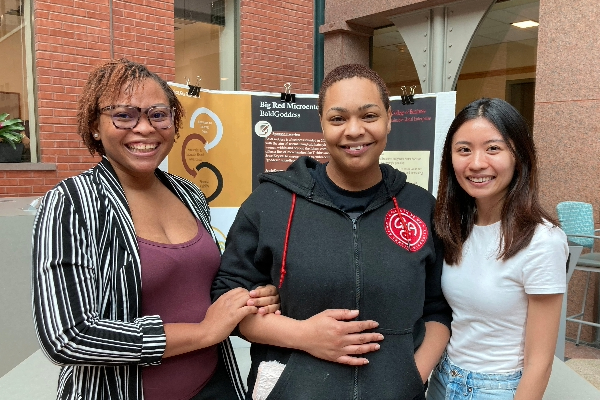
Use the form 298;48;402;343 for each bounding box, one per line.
0;113;26;163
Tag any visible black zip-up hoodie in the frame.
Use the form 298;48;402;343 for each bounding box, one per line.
212;157;451;400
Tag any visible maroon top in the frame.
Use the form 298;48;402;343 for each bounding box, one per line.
140;219;220;400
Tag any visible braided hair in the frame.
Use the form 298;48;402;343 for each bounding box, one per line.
77;58;183;156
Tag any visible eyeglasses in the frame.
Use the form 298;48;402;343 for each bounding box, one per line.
99;105;174;130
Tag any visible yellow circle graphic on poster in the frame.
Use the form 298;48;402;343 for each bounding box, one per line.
168;85;252;208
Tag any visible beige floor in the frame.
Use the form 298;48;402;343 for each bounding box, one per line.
2;342;599;400
564;340;600;390
565;359;600;390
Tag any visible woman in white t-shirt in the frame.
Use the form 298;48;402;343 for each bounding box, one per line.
427;98;568;400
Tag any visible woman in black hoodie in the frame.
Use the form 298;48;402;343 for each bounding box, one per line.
213;64;451;400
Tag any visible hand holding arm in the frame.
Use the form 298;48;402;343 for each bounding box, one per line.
239;309;383;366
163;288;258;358
247;284;281;315
514;293;563;400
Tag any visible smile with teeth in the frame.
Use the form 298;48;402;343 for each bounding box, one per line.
343;143;371;151
126;143;159;153
469;176;494;183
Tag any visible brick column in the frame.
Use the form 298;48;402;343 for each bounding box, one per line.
239;0;313;94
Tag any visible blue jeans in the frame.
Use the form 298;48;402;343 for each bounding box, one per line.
427;353;522;400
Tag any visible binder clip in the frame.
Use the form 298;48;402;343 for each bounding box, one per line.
400;86;415;105
400;86;408;105
280;82;295;103
407;86;416;104
187;76;201;98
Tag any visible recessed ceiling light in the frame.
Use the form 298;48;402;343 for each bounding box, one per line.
221;78;228;80
512;20;539;29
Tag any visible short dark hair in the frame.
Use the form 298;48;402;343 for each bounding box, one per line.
434;98;556;264
318;64;389;115
77;58;183;156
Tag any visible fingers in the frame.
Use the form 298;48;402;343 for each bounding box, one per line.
331;341;383;366
322;311;379;334
205;290;258;338
301;311;385;367
216;288;254;310
257;303;281;315
344;332;384;345
237;305;259;317
222;287;251;298
325;309;380;330
247;286;281;313
218;288;280;318
322;309;360;321
249;284;278;298
335;355;371;366
343;342;381;355
343;320;379;333
247;294;279;307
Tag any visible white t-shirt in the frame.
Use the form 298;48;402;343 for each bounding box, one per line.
443;221;568;373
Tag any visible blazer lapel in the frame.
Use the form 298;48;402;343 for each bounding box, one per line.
94;158;141;265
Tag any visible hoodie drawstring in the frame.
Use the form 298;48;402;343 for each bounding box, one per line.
380;169;412;252
279;193;296;288
392;197;411;252
279;192;409;289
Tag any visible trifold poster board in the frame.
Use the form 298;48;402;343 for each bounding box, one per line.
166;83;455;246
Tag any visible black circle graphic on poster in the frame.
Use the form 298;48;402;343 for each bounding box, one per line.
195;162;223;203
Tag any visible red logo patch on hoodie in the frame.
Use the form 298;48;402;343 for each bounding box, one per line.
385;207;428;251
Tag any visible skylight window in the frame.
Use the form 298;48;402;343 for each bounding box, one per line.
512;20;539;29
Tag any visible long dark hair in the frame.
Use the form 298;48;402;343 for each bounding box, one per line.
434;98;556;265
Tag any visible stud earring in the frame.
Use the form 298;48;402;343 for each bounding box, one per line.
94;133;99;138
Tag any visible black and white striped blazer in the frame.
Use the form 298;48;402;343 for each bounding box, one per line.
32;157;245;400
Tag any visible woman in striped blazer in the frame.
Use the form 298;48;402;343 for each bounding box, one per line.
32;59;279;400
